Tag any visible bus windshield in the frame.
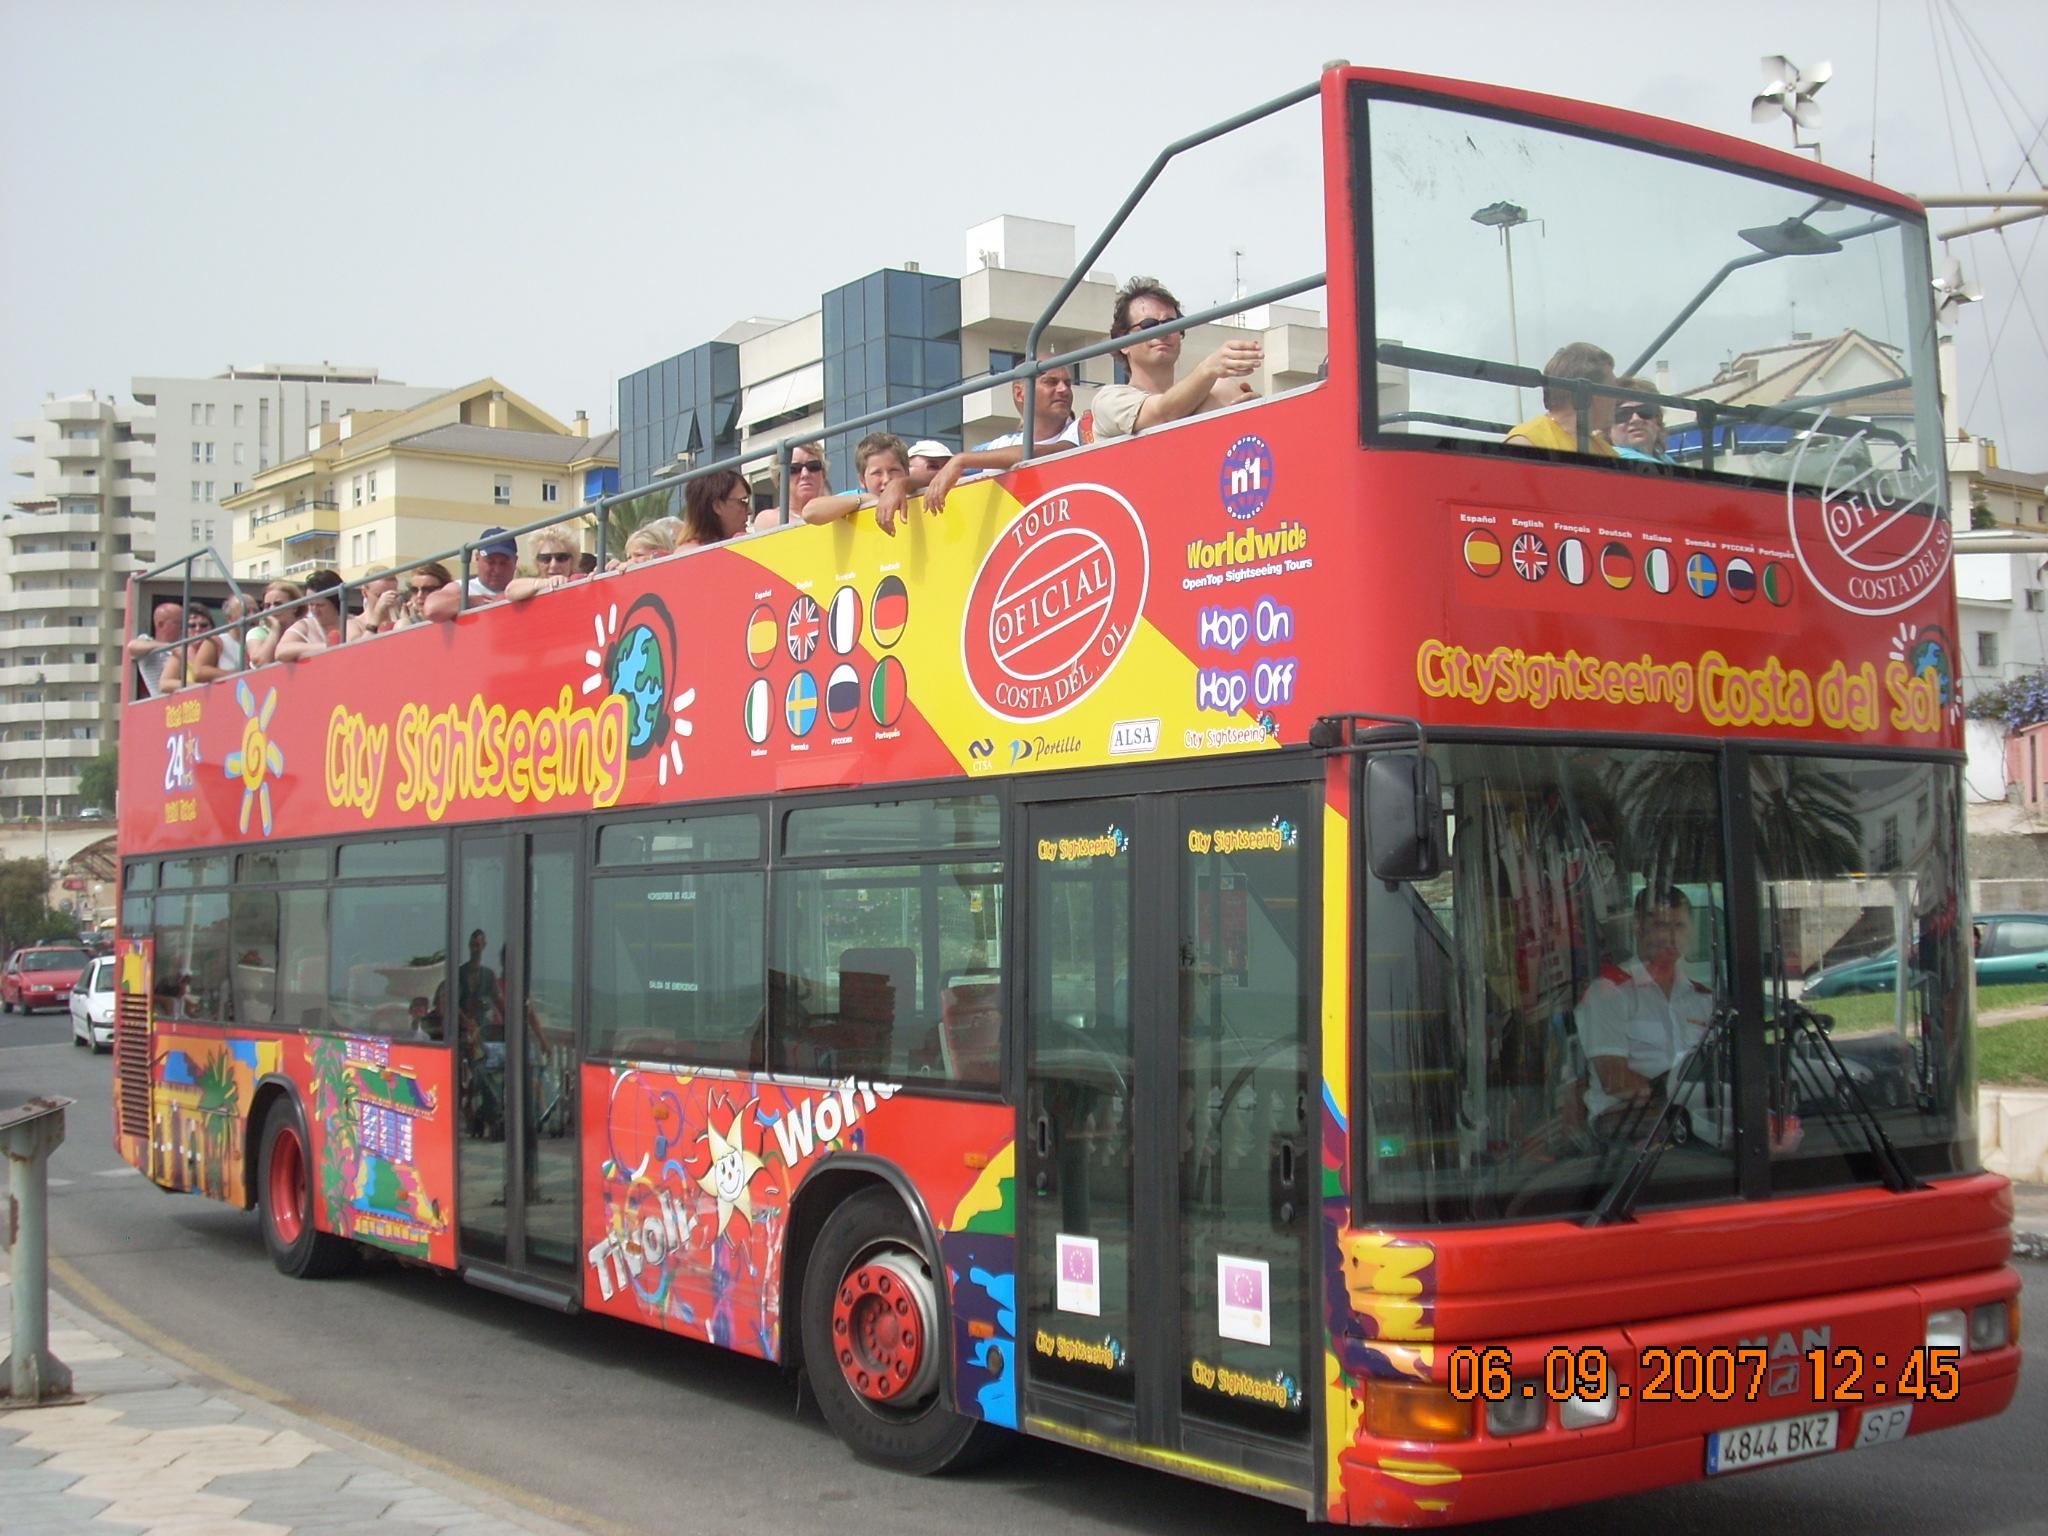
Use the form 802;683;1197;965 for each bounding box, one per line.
1360;746;1973;1223
1360;87;1945;493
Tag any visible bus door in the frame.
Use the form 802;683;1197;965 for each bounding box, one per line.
1020;783;1316;1497
453;823;582;1291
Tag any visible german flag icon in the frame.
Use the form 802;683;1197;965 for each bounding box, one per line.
1600;541;1634;591
872;575;909;647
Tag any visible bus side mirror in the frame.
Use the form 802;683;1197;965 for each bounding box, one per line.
1365;754;1445;882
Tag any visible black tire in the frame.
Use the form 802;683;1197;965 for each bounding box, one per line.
257;1098;357;1279
800;1187;1006;1475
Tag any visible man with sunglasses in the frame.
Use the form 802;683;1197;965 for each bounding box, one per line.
1090;276;1262;441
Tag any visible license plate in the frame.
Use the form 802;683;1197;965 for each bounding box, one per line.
1706;1411;1838;1474
1854;1404;1913;1447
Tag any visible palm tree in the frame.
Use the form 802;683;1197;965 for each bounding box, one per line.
599;489;676;552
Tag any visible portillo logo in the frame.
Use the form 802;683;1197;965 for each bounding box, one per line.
1785;415;1951;616
963;484;1149;722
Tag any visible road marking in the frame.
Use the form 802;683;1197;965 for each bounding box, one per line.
49;1253;636;1536
93;1167;141;1177
47;1177;75;1188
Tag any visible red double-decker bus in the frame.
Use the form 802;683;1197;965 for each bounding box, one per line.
111;64;2016;1524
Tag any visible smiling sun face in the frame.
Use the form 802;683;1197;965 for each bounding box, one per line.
222;681;284;836
696;1103;765;1239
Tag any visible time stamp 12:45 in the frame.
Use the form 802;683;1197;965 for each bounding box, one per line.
1446;1345;1962;1404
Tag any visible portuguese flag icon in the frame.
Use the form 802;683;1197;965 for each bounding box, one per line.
869;655;907;727
872;575;909;647
1761;561;1791;606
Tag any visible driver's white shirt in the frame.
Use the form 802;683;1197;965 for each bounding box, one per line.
1576;959;1715;1121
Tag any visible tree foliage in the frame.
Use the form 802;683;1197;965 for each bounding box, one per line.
78;746;118;813
1966;668;2048;730
0;856;77;955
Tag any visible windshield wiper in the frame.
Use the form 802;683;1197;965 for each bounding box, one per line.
1584;1004;1735;1227
1777;997;1927;1194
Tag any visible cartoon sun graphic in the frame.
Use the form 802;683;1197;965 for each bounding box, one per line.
580;601;695;785
222;680;285;836
697;1101;765;1239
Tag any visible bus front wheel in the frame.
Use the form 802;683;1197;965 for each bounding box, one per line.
257;1099;357;1279
800;1187;1003;1475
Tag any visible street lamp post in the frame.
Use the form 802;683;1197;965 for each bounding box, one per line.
36;671;49;872
1471;201;1532;421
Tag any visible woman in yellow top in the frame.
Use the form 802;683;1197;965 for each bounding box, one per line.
1505;341;1618;457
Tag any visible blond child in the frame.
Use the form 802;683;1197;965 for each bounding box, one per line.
801;432;923;536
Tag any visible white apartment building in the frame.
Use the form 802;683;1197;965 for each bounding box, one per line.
4;391;154;820
134;364;444;567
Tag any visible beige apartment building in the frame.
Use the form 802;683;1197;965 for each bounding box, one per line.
227;380;617;582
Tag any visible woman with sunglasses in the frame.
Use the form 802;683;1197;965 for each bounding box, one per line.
681;469;756;548
244;579;305;668
398;562;455;627
755;446;829;530
1610;377;1676;465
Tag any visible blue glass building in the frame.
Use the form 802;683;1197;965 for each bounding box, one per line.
616;342;742;501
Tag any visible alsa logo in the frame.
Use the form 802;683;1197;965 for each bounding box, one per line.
1109;718;1160;755
1736;1324;1832;1396
1785;415;1950;616
962;485;1148;722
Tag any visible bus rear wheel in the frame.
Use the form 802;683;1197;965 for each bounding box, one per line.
257;1099;356;1279
800;1187;1003;1475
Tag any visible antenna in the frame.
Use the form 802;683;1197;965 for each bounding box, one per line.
1751;54;1831;160
1932;250;1982;323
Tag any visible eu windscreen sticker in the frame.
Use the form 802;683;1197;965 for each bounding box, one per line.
1217;1254;1271;1346
1056;1233;1101;1317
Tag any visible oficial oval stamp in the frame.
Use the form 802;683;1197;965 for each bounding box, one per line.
1786;414;1950;616
963;483;1149;722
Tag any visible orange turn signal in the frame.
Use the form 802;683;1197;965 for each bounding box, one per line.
1364;1379;1475;1442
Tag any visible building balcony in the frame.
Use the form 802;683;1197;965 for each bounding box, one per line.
113;476;151;500
9;452;38;476
6;552;104;576
43;398;109;426
250;499;340;543
2;509;102;539
52;436;106;462
0;736;99;766
0;588;115;617
0;699;105;727
114;438;155;466
45;473;105;498
0;662;104;690
0;624;105;651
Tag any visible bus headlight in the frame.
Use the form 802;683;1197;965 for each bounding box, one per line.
1925;1308;1967;1352
1485;1388;1546;1438
1560;1379;1619;1430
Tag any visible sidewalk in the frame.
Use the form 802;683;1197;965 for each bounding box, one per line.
0;1273;585;1536
2010;1180;2048;1262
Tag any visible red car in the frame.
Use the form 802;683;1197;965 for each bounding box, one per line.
2;945;92;1014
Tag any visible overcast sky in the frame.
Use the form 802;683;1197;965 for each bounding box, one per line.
3;0;2042;465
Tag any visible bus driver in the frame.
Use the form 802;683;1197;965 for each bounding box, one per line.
1575;886;1714;1135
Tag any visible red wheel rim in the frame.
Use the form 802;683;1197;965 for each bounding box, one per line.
831;1260;929;1403
269;1123;307;1245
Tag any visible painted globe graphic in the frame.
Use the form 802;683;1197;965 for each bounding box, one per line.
611;623;667;751
1905;632;1954;708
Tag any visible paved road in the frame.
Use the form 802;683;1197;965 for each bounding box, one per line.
6;1025;2042;1536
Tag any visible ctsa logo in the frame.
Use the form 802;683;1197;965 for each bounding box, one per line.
961;484;1149;723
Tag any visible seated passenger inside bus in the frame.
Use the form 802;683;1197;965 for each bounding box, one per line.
1504;341;1619;458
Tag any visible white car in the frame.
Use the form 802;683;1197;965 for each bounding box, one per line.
69;954;115;1053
